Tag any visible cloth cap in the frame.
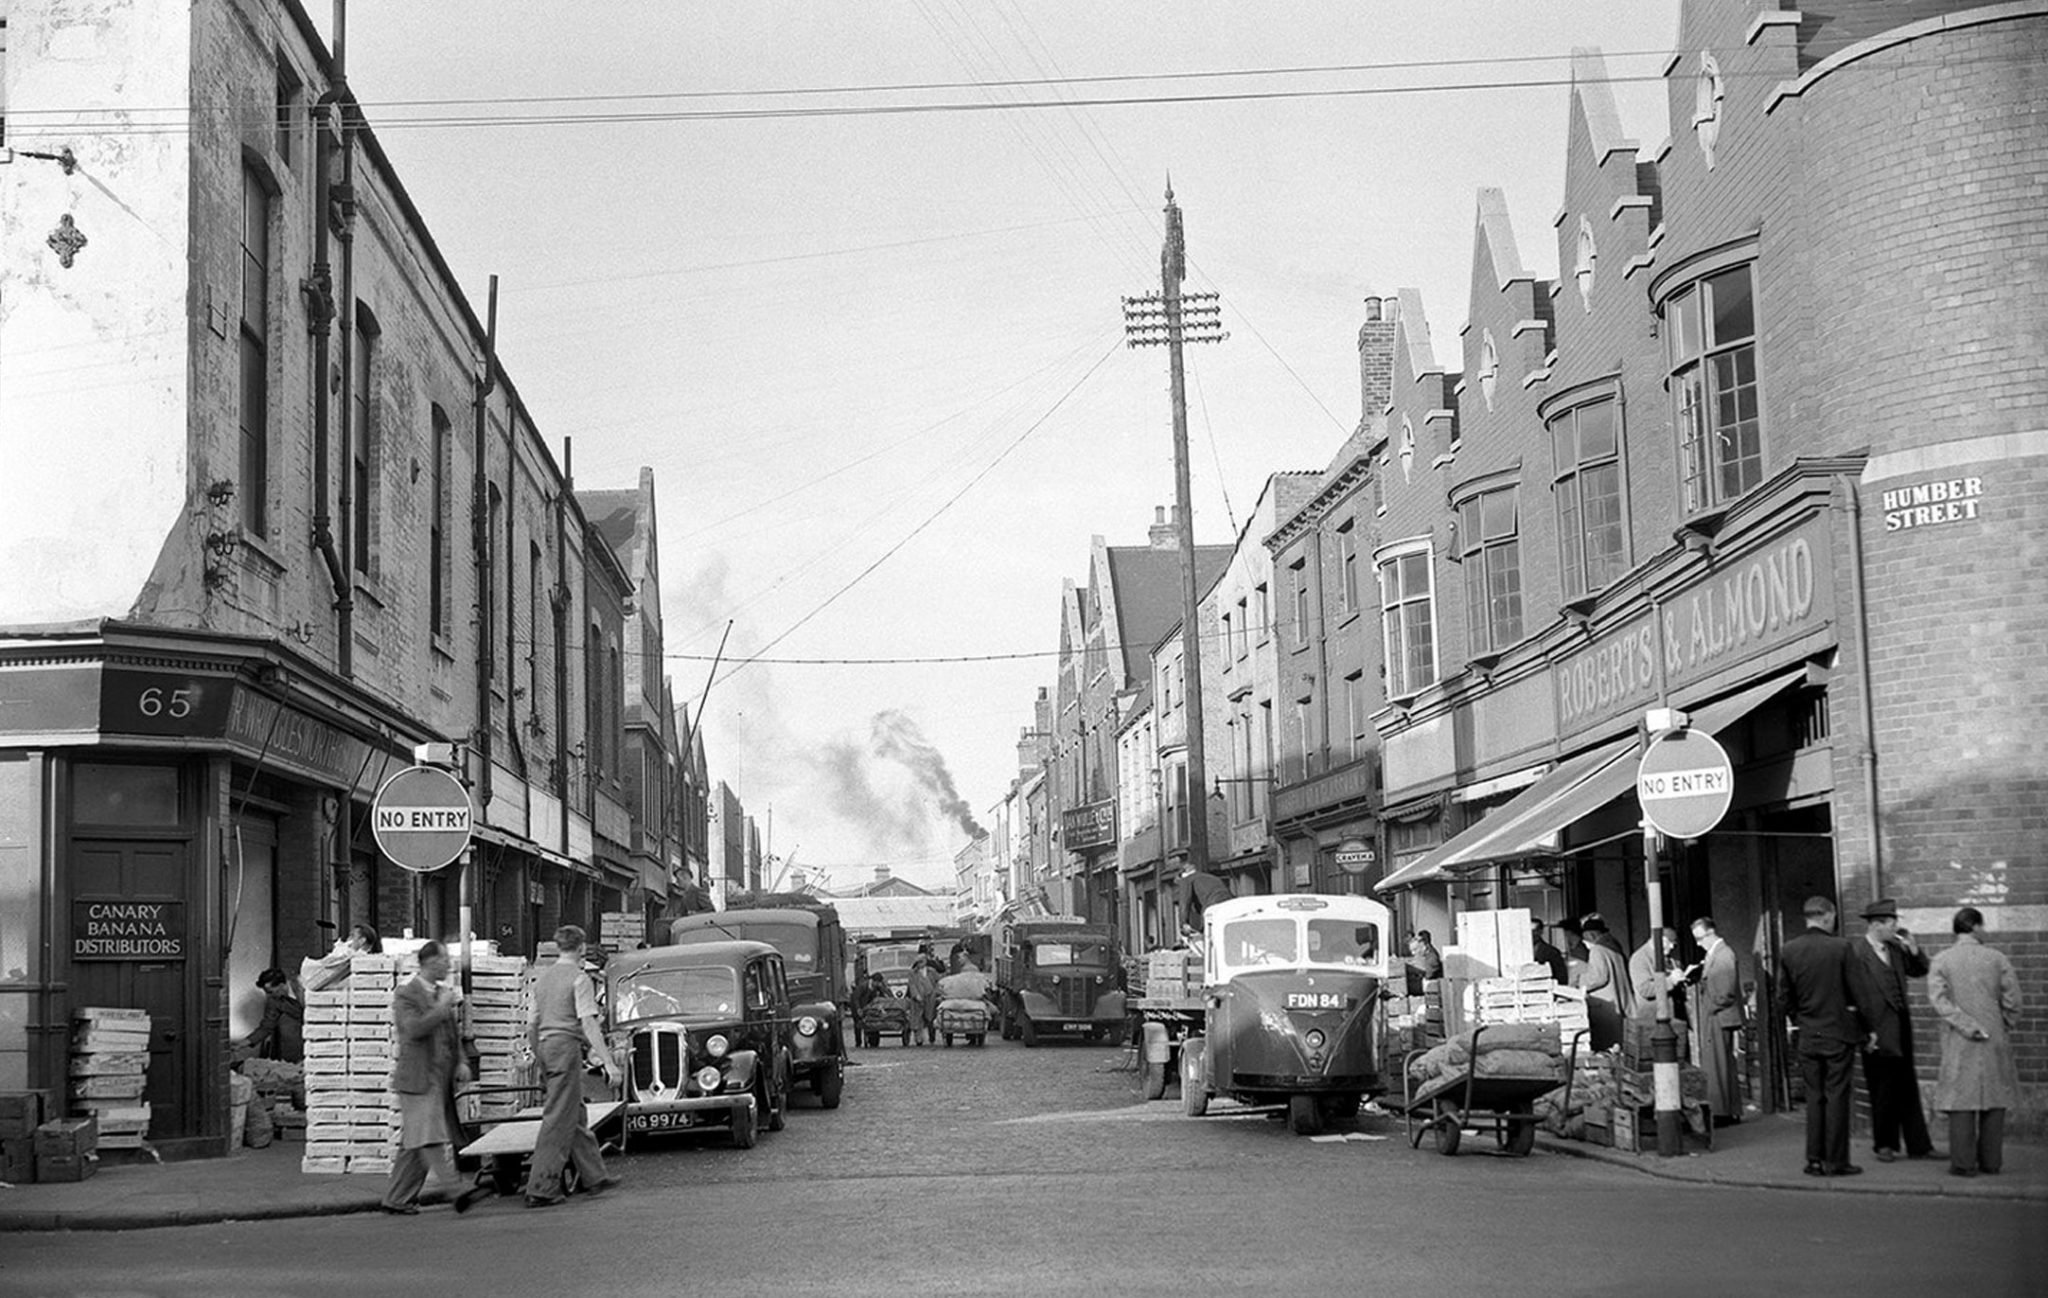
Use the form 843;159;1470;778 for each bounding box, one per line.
1860;898;1900;920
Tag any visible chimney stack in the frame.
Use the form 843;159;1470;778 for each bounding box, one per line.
1149;505;1179;549
1358;293;1399;420
874;865;892;883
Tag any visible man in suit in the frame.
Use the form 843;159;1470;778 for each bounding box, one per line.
1689;916;1745;1126
1627;927;1682;1023
1850;897;1937;1162
1775;895;1870;1176
383;940;482;1215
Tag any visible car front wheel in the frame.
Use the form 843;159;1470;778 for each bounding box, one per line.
731;1098;759;1150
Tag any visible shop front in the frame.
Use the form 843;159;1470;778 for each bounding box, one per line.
1375;476;1849;1121
1271;755;1380;900
0;628;428;1158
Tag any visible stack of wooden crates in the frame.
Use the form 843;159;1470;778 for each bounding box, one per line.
464;953;534;1123
599;911;644;952
301;951;404;1175
71;1007;152;1151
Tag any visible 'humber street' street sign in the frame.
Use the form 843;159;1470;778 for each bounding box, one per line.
372;764;474;873
1636;728;1734;841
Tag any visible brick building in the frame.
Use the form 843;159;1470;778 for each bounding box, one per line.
0;0;688;1155
1357;2;2047;1131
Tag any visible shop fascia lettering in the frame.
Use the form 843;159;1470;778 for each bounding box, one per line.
1880;476;1983;532
75;900;185;958
1557;536;1817;729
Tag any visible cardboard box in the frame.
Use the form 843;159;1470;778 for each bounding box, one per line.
0;1090;50;1139
34;1116;99;1157
0;1137;33;1183
36;1151;98;1183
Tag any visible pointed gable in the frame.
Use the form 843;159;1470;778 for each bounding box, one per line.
1457;188;1553;474
1549;47;1659;387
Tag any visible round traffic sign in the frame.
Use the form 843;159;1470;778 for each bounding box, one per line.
371;765;474;873
1636;728;1734;840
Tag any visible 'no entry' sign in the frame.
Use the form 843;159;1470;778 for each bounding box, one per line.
372;765;474;872
1636;728;1734;840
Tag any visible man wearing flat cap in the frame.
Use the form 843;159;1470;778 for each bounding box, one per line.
1849;897;1937;1163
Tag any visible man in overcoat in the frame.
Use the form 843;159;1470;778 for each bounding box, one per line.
1927;907;2022;1176
1849;898;1936;1162
383;940;480;1214
1689;916;1745;1126
1775;895;1869;1176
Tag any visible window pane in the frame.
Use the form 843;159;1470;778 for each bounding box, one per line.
1577;400;1616;460
1480;488;1517;539
1552;417;1577;475
1490;540;1523;644
1458;499;1480;554
1583;464;1626;589
1399;552;1431;596
1405;610;1436;690
1706;266;1753;344
1669;287;1701;363
74;763;180;827
1466;558;1490;656
1557;477;1582;597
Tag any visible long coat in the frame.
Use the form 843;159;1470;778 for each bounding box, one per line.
1695;940;1744;1030
1927;934;2022;1112
1849;934;1929;1058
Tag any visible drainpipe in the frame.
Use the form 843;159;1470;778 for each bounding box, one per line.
306;0;354;678
557;438;573;855
1839;475;1884;898
473;278;499;806
331;0;358;679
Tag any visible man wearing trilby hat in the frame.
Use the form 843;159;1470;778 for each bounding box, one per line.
1849;897;1938;1163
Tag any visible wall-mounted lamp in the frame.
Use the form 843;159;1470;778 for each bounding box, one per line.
1210;773;1277;802
205;479;238;507
205;528;241;561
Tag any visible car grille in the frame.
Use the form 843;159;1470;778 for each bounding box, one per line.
630;1028;684;1100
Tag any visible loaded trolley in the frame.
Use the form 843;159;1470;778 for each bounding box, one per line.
1399;1023;1568;1157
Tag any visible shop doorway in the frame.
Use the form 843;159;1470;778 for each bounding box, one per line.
224;814;278;1040
68;837;195;1139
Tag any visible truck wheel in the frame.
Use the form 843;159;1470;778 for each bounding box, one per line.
1288;1095;1323;1136
1180;1040;1209;1117
1020;1016;1038;1048
1141;1059;1168;1101
765;1076;787;1133
731;1099;758;1150
1319;1093;1361;1125
816;1060;844;1110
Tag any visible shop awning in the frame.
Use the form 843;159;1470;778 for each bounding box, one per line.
1375;667;1809;894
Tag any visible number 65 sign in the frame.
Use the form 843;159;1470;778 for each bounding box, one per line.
103;669;232;737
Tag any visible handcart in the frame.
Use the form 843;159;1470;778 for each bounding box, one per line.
860;995;914;1048
455;1080;626;1197
1399;1024;1566;1157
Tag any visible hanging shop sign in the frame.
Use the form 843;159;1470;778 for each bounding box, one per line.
74;899;186;960
1061;800;1118;851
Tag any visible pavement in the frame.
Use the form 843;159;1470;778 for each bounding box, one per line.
1;1110;2041;1231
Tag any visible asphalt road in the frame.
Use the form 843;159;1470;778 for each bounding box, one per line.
2;1035;2040;1297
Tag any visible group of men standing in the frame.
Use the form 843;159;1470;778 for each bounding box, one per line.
1778;896;2022;1179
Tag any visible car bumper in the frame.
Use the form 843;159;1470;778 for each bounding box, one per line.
623;1093;755;1134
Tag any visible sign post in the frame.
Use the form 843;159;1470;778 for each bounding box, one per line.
1636;721;1735;1156
376;751;477;1006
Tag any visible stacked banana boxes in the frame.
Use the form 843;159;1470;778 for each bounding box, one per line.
1475;965;1565;1025
599;911;644;951
464;953;533;1123
70;1008;152;1150
302;952;403;1175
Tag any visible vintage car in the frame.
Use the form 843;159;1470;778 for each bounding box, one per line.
605;940;794;1149
1178;893;1393;1136
672;902;849;1108
994;917;1126;1046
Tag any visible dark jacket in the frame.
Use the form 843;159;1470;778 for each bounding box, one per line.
248;993;304;1064
1532;936;1568;985
391;976;462;1096
1849;934;1929;1058
1775;928;1868;1056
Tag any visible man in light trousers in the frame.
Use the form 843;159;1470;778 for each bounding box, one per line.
524;925;622;1208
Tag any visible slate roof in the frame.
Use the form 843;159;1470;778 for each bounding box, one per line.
1104;543;1232;681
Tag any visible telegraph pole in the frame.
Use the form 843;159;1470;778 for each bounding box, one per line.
1123;183;1225;878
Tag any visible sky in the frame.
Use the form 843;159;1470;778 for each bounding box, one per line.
314;1;1681;893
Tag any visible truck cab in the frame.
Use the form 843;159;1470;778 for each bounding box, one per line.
995;917;1126;1046
671;900;849;1109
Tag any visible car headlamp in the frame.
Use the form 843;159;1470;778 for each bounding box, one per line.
1305;1029;1327;1050
706;1033;729;1058
796;1015;819;1037
695;1065;723;1092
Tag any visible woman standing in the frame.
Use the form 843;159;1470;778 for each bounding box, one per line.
1927;907;2022;1177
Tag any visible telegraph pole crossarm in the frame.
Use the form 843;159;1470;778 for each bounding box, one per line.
1120;182;1226;879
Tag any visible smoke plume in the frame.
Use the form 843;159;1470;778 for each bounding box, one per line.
869;709;986;840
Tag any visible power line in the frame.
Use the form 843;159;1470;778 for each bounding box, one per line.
711;338;1127;688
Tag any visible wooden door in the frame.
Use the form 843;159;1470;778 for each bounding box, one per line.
69;838;195;1137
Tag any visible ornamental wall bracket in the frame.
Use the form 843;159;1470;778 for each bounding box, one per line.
47;213;88;268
